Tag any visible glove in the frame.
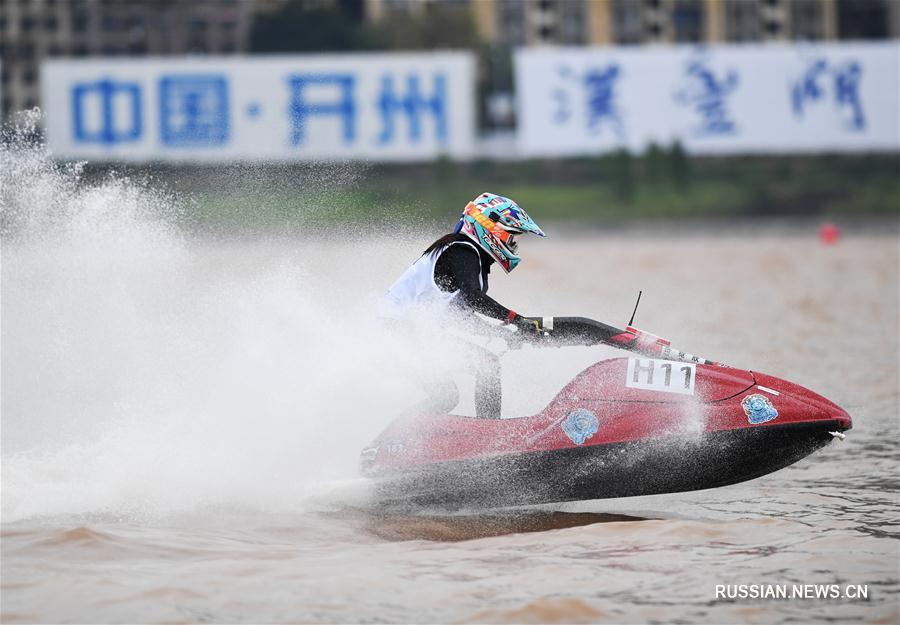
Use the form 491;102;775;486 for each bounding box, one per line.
513;315;544;335
505;312;549;347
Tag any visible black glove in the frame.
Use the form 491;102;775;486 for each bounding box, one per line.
513;315;545;336
505;314;552;349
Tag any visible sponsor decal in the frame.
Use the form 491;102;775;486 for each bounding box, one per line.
480;229;506;257
385;441;405;454
742;393;778;424
359;447;378;474
562;409;600;445
478;228;513;271
626;358;696;395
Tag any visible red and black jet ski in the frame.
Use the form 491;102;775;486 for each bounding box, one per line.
361;318;851;509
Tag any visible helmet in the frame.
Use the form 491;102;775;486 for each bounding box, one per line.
455;193;545;273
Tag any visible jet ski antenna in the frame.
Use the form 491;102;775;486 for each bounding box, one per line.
628;290;642;327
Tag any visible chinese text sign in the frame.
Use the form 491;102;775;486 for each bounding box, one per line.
515;42;899;155
42;53;475;162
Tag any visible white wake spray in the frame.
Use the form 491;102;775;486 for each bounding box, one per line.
0;114;482;522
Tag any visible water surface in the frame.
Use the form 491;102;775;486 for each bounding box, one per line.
2;223;898;624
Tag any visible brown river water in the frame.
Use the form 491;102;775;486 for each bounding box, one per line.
2;209;898;623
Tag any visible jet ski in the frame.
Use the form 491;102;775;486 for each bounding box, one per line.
361;317;851;509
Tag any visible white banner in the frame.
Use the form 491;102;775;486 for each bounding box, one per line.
515;42;900;155
41;53;475;162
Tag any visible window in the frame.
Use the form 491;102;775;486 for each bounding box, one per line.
102;15;120;31
72;14;89;32
560;0;585;43
791;0;823;40
499;0;526;46
614;0;643;43
726;0;760;41
673;0;703;42
838;0;890;39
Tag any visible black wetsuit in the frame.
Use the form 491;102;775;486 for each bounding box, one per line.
432;234;513;322
403;234;513;419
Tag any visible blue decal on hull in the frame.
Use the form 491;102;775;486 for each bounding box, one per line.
562;409;600;445
742;393;778;424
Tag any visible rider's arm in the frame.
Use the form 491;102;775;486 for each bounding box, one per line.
459;288;514;322
435;245;512;321
436;245;543;334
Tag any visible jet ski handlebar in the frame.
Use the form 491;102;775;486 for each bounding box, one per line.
534;317;719;366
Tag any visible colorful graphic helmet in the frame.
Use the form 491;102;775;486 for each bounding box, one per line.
455;193;545;273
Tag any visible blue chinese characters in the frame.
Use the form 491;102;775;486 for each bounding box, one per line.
674;55;739;137
792;57;865;131
72;74;230;147
72;79;142;145
70;68;451;152
288;74;356;146
553;63;624;138
287;72;448;147
377;74;447;145
159;75;229;146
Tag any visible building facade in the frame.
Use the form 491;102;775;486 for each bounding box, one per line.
365;0;898;46
459;0;898;47
2;0;897;122
1;0;257;119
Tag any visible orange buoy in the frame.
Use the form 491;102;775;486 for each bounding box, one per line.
819;222;841;245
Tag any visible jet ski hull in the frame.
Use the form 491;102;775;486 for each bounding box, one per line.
368;420;844;509
362;358;851;509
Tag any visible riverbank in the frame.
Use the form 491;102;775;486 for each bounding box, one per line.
76;151;899;231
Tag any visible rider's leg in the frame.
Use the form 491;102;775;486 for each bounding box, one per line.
470;345;502;419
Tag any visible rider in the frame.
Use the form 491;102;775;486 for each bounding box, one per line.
378;192;548;419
